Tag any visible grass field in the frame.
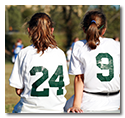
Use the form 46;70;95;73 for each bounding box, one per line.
5;63;74;113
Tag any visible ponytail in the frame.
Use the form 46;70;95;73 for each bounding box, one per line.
86;20;100;49
81;10;107;50
28;13;57;54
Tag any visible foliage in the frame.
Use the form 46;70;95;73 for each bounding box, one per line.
22;8;36;24
50;5;89;47
47;5;120;46
5;5;120;112
5;5;120;40
5;5;120;60
92;5;120;38
7;6;22;31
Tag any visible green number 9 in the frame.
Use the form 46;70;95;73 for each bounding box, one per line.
96;53;114;82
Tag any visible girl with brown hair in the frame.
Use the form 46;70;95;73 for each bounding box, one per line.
64;10;120;113
9;13;69;113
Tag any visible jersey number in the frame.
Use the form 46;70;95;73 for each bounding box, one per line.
30;65;64;97
96;53;114;82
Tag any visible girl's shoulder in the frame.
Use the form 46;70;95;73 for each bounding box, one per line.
99;37;120;53
49;46;66;57
17;45;35;57
70;40;87;60
72;39;87;54
20;45;34;52
74;39;87;48
100;37;120;47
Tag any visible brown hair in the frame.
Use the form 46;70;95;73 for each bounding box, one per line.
28;13;57;53
81;10;107;49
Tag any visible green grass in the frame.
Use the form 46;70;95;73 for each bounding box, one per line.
5;63;20;113
65;75;74;100
5;63;74;113
5;104;15;113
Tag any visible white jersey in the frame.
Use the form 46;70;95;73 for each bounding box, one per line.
68;37;120;111
9;45;70;113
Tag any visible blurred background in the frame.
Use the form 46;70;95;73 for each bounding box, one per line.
5;5;120;113
5;5;120;62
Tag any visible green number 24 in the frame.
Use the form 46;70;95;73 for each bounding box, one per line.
96;53;114;82
30;65;64;97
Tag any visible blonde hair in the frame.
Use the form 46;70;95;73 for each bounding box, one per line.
28;13;57;53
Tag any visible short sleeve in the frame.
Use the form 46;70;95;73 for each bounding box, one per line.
68;40;86;75
68;53;84;75
9;52;24;89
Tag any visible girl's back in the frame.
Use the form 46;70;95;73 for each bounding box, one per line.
10;45;69;113
71;37;120;92
9;12;70;113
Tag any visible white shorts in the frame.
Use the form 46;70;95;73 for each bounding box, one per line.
64;92;120;113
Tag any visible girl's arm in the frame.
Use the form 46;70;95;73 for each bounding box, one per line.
15;88;24;96
67;74;84;113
